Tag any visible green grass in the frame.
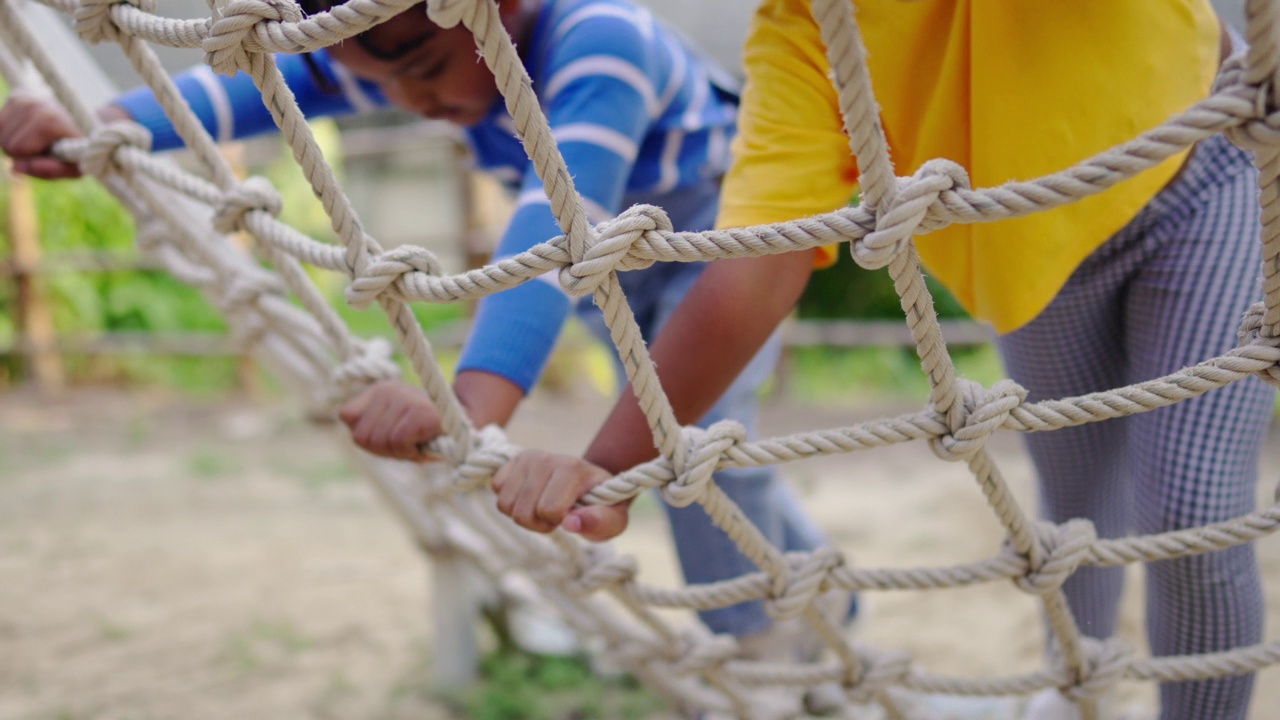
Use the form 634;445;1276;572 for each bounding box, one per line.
267;455;357;492
784;343;1005;405
96;617;132;642
436;649;666;720
219;619;315;674
187;447;245;479
384;620;666;720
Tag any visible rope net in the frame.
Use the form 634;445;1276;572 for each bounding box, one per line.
6;0;1280;717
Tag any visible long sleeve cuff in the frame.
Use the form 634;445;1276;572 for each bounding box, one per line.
113;87;186;152
456;279;572;393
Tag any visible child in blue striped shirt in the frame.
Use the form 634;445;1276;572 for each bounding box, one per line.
0;0;844;665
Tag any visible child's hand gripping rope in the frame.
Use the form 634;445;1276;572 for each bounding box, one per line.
493;451;631;543
339;380;447;461
340;381;630;542
0;94;129;179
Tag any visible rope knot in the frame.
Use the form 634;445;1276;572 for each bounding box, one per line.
841;642;913;704
79;122;152;178
133;220;226;290
133;219;169;255
1237;301;1280;388
670;630;739;675
663;420;746;508
1014;519;1097;595
569;545;638;597
203;0;303;76
854;158;969;270
426;0;481;29
345;244;444;310
928;378;1026;462
212;177;283;234
765;547;844;622
218;268;288;349
73;0;156;44
330;337;402;402
454;424;516;490
1056;637;1132;704
560;204;669;296
219;267;287;314
1219;54;1280;156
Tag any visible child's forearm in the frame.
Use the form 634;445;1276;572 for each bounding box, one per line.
454;368;526;429
111;52;378;152
98;105;131;124
583;250;816;474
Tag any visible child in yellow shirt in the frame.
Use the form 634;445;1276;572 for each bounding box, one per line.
493;3;1266;719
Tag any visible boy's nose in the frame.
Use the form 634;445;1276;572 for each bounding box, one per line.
387;78;442;118
409;90;446;120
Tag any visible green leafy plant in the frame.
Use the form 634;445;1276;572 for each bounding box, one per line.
797;245;969;322
439;649;665;720
0;119;465;393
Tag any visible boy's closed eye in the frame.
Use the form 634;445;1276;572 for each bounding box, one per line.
407;56;449;82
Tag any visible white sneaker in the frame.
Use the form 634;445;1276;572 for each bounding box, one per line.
503;592;580;656
734;590;862;716
736;590;856;662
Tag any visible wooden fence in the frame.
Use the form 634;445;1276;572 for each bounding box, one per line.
2;146;991;395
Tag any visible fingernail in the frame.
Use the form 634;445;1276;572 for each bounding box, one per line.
562;515;582;534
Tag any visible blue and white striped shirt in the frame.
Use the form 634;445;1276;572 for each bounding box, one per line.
115;0;738;392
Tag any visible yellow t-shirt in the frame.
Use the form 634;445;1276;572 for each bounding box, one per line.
717;0;1221;333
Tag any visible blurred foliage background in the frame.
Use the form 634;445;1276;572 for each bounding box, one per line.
0;120;469;394
0;91;990;404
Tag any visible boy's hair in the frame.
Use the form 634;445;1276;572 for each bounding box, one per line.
297;0;432;60
296;0;337;15
295;0;431;92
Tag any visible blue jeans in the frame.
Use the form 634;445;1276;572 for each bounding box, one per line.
575;258;828;636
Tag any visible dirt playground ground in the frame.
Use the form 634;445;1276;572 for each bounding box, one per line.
3;384;1280;720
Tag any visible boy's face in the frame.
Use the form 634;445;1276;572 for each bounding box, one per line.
328;6;502;126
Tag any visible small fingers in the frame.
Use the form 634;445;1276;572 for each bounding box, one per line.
494;452;626;539
337;385;376;428
12;157;81;179
389;406;443;461
493;454;529;517
341;381;445;461
363;401;413;458
347;390;405;456
0;96;80;161
495;451;567;533
564;504;630;542
511;458;580;533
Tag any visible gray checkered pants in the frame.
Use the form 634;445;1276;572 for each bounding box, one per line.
998;133;1274;720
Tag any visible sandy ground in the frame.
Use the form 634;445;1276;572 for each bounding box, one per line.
2;385;1280;720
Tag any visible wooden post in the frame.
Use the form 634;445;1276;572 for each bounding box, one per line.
431;551;481;686
423;142;488;686
458;144;493;275
458;141;514;278
349;451;483;687
220;143;265;399
7;166;64;393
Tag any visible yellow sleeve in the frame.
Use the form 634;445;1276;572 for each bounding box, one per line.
714;0;858;268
